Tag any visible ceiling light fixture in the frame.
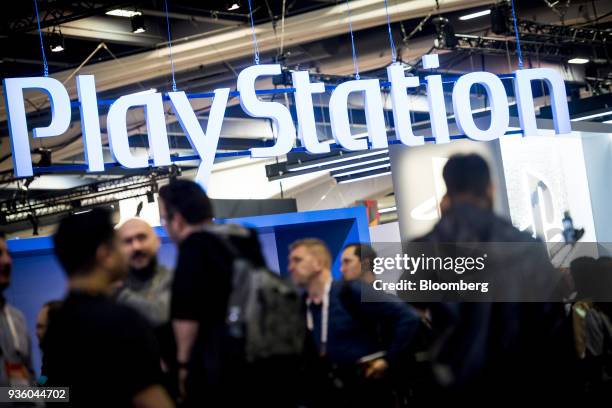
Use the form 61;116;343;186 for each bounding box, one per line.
570;110;612;122
226;1;241;11
131;14;146;34
332;163;391;178
459;9;491;21
337;170;392;184
378;206;397;214
106;9;142;18
288;149;389;172
568;58;589;64
49;28;65;53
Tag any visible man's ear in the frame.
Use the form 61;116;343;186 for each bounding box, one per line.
95;243;113;268
171;211;187;230
440;194;451;214
312;255;323;272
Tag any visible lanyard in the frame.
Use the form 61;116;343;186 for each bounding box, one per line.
3;307;20;352
306;279;332;356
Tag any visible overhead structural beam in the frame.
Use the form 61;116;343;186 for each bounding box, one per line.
0;0;495;121
56;16;162;46
140;9;244;28
3;1;133;35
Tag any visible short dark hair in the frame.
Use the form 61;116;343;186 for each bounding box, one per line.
345;243;377;265
0;231;6;240
44;300;63;325
443;154;491;198
53;208;116;277
158;180;213;224
570;256;598;300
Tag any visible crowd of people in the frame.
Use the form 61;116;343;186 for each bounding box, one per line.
0;153;611;407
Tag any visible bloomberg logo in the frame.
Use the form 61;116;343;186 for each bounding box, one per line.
2;54;571;188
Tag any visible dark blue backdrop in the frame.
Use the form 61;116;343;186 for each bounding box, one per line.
6;207;370;376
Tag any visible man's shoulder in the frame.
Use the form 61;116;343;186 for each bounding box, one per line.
4;304;28;330
5;303;26;320
64;294;150;328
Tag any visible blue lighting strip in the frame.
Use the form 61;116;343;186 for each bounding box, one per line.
32;0;49;77
510;0;524;69
31;130;523;175
68;75;516;108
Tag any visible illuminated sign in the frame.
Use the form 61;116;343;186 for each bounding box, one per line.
2;54;571;188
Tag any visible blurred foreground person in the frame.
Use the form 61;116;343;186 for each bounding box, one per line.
45;208;174;408
412;153;571;402
36;300;62;384
570;257;612;398
340;243;377;284
36;300;63;345
159;180;291;407
288;238;419;408
0;231;35;388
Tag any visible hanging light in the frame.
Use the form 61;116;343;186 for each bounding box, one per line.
131;14;146;33
49;28;65;52
432;16;457;49
226;1;241;11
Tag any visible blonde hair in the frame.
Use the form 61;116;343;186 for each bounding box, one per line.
290;238;332;269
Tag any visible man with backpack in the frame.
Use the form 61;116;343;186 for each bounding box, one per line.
158;180;303;407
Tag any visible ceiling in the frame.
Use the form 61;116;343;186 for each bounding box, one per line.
1;0;612;230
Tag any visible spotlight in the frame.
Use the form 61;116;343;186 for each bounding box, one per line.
131;14;146;33
432;16;457;49
34;148;52;167
169;165;182;181
49;29;65;53
490;4;510;35
226;1;241;11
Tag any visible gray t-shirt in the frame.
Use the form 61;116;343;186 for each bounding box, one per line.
115;264;172;327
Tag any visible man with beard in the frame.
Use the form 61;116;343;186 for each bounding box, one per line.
116;218;172;328
0;231;34;388
116;218;175;397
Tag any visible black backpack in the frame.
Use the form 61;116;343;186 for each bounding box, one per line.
203;224;306;362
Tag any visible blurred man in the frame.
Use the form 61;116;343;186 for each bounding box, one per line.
158;180;266;407
412;153;570;402
44;208;173;408
116;218;172;327
36;300;62;385
0;231;34;388
36;300;63;344
340;243;377;283
288;238;419;408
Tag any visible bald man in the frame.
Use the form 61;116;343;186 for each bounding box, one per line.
116;218;172;327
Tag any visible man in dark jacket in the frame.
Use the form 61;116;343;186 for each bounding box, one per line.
409;153;573;402
289;238;419;407
158;180;272;407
